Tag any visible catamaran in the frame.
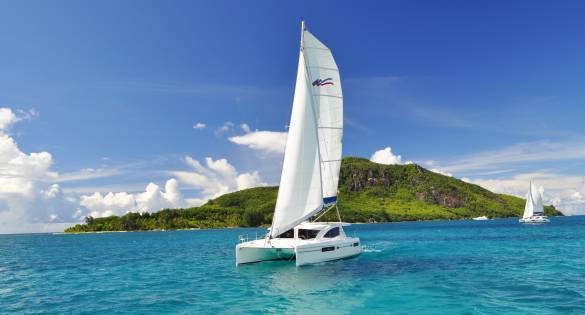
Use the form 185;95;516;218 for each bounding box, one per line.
519;181;550;223
235;21;361;266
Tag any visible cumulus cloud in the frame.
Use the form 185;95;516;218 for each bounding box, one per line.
0;108;269;233
0;108;83;233
0;107;19;129
228;124;287;155
0;107;197;233
0;108;38;130
171;156;266;205
193;122;206;130
370;147;402;165
79;178;190;218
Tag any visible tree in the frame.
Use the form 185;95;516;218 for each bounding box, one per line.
84;216;94;225
243;209;264;227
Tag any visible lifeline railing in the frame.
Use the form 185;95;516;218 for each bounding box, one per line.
237;232;262;243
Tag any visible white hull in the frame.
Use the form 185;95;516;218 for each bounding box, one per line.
519;215;550;223
236;237;361;267
236;222;360;267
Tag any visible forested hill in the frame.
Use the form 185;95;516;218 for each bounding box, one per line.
65;157;562;232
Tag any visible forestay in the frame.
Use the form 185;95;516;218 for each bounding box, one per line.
271;23;343;238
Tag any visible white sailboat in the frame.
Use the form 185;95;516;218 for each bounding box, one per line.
519;181;550;223
236;21;361;266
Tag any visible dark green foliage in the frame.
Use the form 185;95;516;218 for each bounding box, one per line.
65;157;563;233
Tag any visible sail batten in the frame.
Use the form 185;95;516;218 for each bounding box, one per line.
270;24;343;238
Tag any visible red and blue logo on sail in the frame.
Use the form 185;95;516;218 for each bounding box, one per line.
312;78;334;87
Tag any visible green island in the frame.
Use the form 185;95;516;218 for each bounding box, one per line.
65;157;562;233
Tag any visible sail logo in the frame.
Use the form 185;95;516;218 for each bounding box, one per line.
312;78;334;87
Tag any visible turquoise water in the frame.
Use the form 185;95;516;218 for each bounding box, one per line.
2;216;585;314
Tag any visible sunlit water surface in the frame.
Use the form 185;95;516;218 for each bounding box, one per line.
2;216;585;314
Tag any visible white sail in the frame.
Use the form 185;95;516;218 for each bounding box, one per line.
303;30;343;205
271;23;343;237
523;187;534;219
532;183;544;215
523;182;544;218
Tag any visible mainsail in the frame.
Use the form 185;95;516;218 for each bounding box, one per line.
271;22;343;238
523;182;544;218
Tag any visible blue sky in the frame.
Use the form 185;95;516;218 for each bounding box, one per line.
1;1;585;232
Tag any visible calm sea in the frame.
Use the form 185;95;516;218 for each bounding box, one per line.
2;216;585;314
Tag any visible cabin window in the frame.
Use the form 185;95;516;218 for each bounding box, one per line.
322;246;335;252
324;227;340;238
298;229;320;240
353;242;359;247
277;229;294;238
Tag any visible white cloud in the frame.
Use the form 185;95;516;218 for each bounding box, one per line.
370;147;402;165
240;123;251;133
430;168;453;177
0;108;20;130
228;125;287;155
440;140;585;174
193;122;206;130
0;108;84;233
79;178;190;218
215;121;234;136
171;156;266;205
236;171;263;190
54;168;122;183
0;107;268;233
0;107;193;233
0;108;37;130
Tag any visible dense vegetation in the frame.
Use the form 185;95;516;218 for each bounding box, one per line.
65;157;562;233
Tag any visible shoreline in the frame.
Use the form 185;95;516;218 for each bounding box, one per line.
61;215;569;234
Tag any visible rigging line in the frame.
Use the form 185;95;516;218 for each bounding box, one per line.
335;204;342;223
313;204;335;222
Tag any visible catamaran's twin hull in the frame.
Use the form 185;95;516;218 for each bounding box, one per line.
236;238;361;267
519;216;550;223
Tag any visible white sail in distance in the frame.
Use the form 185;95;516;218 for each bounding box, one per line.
271;22;343;238
523;182;544;218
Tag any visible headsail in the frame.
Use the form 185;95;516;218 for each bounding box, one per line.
523;184;534;219
523;181;544;218
271;22;343;237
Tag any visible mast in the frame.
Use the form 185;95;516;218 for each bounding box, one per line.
300;19;305;48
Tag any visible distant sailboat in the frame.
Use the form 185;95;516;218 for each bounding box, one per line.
472;216;490;221
236;21;361;266
519;181;550;223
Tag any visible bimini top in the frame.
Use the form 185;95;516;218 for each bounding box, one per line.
270;21;343;238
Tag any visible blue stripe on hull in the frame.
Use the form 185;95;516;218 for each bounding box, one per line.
323;196;337;205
